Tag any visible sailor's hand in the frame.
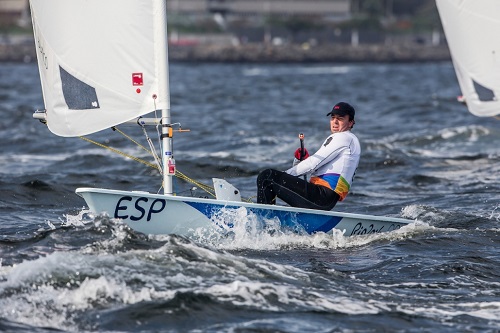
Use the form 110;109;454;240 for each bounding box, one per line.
294;148;309;161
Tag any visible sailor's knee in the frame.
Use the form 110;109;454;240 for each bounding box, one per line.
257;168;274;183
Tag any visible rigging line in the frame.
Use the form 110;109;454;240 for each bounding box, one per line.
114;124;216;198
174;170;254;203
243;196;256;203
78;135;218;198
144;129;163;173
113;126;152;154
114;125;163;173
175;169;215;197
79;135;254;202
153;104;162;160
79;136;159;171
141;125;163;173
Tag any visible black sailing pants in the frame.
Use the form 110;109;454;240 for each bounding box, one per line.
256;169;340;211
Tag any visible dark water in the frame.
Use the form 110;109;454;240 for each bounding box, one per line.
0;61;499;332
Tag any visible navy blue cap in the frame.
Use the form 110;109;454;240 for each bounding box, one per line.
326;102;355;120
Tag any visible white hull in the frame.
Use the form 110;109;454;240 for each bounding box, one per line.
76;187;412;237
30;1;413;238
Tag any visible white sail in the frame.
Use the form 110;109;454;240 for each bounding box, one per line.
436;0;500;117
29;0;414;235
30;0;170;137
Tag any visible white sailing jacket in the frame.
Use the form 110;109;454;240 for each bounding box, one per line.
285;131;361;201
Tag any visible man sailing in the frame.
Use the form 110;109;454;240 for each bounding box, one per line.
257;102;361;211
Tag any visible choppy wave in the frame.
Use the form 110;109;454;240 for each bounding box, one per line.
1;61;500;332
243;65;351;77
2;215;499;332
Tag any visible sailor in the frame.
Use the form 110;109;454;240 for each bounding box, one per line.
256;102;361;210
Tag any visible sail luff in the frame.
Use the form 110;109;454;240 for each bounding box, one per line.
30;2;48;116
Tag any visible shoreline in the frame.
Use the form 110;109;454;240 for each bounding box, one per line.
169;43;450;63
0;40;450;63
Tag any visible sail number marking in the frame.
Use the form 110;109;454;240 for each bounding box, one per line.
114;196;166;222
33;24;48;70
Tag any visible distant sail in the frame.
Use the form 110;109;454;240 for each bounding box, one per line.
30;0;170;136
436;0;500;117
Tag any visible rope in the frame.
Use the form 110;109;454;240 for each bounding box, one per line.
79;133;217;198
113;126;163;173
80;127;256;203
175;169;216;198
79;136;159;171
113;127;151;154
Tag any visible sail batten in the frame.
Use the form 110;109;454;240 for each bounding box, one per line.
436;0;500;117
30;0;169;137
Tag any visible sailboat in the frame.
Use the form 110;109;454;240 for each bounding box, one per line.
29;0;412;237
436;0;500;118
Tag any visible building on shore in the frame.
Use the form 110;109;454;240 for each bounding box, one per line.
167;0;350;17
0;0;29;27
0;0;444;61
0;0;350;26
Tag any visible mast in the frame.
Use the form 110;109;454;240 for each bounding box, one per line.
155;0;174;195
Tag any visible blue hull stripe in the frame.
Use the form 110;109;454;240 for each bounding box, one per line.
186;202;343;234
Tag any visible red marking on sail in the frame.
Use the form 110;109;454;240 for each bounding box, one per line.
132;73;143;86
